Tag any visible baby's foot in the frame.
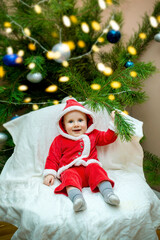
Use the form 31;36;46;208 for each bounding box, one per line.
104;192;120;206
73;198;87;212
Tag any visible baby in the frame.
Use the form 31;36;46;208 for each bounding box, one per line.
43;98;120;212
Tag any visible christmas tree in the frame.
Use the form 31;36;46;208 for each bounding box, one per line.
0;0;160;178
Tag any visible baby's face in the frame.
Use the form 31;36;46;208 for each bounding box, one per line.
63;110;87;137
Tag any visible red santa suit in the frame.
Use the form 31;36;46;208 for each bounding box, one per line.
44;98;117;195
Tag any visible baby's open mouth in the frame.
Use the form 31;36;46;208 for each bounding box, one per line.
73;129;81;132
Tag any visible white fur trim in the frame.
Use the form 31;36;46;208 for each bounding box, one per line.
108;121;116;131
57;159;102;178
56;105;96;139
43;169;57;178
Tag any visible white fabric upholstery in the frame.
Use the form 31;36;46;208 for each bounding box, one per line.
0;104;160;240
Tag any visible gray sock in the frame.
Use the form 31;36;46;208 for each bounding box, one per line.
68;188;86;212
99;181;120;206
99;181;113;197
68;188;83;202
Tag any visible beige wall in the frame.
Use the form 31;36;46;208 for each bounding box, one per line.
101;0;160;156
1;0;160;156
119;0;160;157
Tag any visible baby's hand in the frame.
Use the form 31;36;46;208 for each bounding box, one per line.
111;111;115;122
43;174;55;186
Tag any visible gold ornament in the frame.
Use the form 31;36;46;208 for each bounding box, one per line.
4;22;11;28
91;83;101;90
110;81;121;89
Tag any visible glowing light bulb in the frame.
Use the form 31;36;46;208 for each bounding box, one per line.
66;41;75;50
108;94;115;101
110;81;121;89
109;20;120;31
53;100;59;105
32;104;39;110
97;37;105;43
91;21;101;31
4;22;11;28
24;28;31;36
81;22;90;33
59;76;69;82
17;50;24;57
98;0;106;9
45;85;58;92
24;97;32;103
77;40;86;48
70;15;78;24
123;110;129;115
97;63;105;72
130;71;137;77
103;66;113;76
34;5;42;14
0;66;5;78
106;0;113;5
127;46;137;55
92;45;99;52
28;63;35;69
149;16;158;28
5;28;12;33
139;33;147;39
7;46;13;54
62;15;71;27
28;43;36;51
62;61;69;67
46;51;55;59
18;85;28;91
91;83;101;90
15;57;23;64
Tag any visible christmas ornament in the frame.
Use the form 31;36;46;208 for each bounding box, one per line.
51;43;71;63
124;60;134;68
27;72;43;83
107;30;121;43
154;33;160;42
0;66;5;78
3;54;22;66
0;132;8;143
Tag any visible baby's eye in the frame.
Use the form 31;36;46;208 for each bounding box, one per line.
68;120;73;123
78;119;83;122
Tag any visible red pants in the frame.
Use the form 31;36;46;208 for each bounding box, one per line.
54;163;114;196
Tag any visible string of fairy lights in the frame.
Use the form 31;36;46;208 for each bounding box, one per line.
0;0;160;112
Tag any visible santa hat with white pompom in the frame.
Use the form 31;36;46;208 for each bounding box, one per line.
56;97;96;139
